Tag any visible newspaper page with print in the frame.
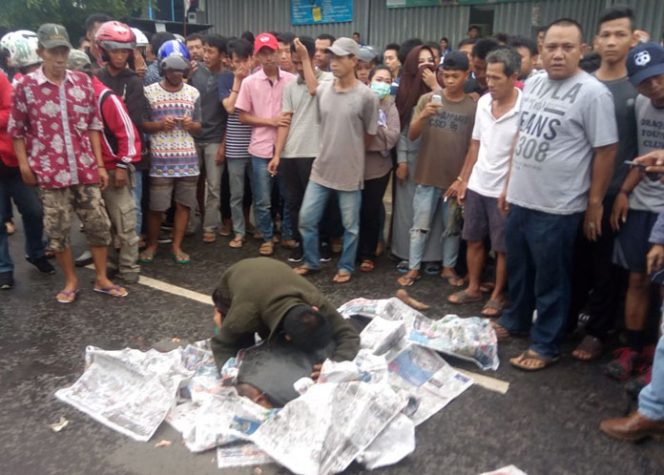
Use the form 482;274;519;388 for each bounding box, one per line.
250;380;407;475
55;346;193;442
216;441;275;469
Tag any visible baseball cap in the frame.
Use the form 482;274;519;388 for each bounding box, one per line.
326;37;360;57
37;23;72;50
627;42;664;86
254;32;278;54
357;45;377;63
67;50;92;73
161;54;189;71
441;50;469;71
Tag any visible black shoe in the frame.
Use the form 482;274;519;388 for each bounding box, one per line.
288;246;304;263
0;271;14;289
27;256;56;274
74;250;93;268
320;243;332;263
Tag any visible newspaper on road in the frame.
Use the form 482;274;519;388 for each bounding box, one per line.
339;297;499;370
55;346;193;442
216;441;275;469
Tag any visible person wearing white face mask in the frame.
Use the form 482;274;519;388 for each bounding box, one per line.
357;66;400;272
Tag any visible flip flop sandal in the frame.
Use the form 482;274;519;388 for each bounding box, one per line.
202;231;216;243
397;273;421;287
572;335;604;361
93;285;128;298
490;321;512;341
510;350;559;371
138;249;156;264
359;260;375;272
480;281;495;293
441;272;465;287
171;252;191;264
332;272;352;284
56;289;79;304
259;241;274;256
448;289;483;304
229;236;245;249
481;299;505;317
294;266;319;276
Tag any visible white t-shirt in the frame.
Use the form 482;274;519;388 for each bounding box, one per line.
507;71;618;214
467;88;522;198
629;94;664;212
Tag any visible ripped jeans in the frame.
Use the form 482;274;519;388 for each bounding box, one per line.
407;184;459;271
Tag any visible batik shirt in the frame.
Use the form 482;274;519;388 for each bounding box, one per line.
8;67;103;189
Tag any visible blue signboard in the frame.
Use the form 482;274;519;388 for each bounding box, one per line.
291;0;354;26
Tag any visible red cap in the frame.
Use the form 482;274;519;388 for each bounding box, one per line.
254;33;278;54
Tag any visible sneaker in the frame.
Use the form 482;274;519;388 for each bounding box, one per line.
320;243;332;263
74;250;93;268
288;246;304;263
604;347;642;381
27;256;56;274
158;231;173;244
0;271;13;289
625;365;652;400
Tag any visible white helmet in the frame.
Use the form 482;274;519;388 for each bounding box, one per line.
131;28;149;47
0;30;41;69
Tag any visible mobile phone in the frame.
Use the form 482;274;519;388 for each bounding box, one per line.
431;94;442;105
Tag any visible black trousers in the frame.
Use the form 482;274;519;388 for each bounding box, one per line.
359;173;390;261
568;195;628;339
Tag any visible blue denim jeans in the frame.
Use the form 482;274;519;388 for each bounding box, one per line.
276;174;294;241
250;156;273;242
299;181;361;274
498;205;582;357
0;170;45;273
227;157;251;237
639;316;664;420
408;184;459;270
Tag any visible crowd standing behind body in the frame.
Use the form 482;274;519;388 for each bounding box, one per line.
1;5;664;441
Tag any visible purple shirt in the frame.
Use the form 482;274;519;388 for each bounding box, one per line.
235;68;296;159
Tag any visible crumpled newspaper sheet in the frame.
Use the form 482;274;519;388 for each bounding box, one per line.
338;297;500;370
55;346;194;442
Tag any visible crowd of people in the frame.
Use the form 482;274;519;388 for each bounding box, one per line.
1;5;664;441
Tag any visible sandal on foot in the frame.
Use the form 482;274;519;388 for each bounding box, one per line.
572;335;603;361
490;321;511;341
56;289;79;304
294;266;319;276
138;249;157;264
332;271;352;284
202;231;216;243
480;281;495;293
448;289;483;304
510;350;559;371
481;299;505;317
171;252;190;265
397;272;421;287
359;259;375;272
441;271;465;287
229;235;245;249
259;241;274;256
93;285;127;298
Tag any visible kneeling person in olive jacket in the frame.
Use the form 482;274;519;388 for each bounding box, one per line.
210;258;360;378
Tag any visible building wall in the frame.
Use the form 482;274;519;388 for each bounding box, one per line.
205;0;664;50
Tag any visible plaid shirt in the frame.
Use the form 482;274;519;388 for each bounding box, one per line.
8;66;103;189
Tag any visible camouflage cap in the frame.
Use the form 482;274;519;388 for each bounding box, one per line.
67;49;92;73
37;23;72;50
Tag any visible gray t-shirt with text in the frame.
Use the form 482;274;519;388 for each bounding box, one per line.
507;70;618;214
629;94;664;212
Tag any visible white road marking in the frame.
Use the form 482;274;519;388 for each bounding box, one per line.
99;267;510;394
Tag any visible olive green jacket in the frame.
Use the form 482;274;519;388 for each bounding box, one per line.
211;258;360;368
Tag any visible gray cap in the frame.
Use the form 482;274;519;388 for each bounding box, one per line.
67;50;91;73
326;37;360;57
161;54;189;71
37;23;72;50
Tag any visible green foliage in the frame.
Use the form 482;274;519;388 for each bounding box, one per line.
1;0;148;44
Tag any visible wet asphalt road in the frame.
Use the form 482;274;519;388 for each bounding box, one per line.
1;222;663;475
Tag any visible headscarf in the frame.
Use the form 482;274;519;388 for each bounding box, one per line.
395;45;435;130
